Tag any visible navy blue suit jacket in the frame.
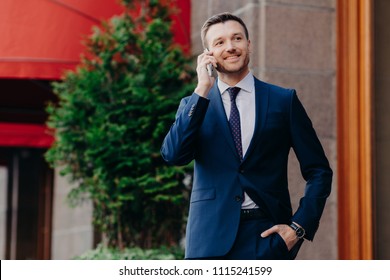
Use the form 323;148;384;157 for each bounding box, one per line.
161;77;332;259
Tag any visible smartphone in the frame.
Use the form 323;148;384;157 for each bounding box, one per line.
207;63;214;77
205;48;215;77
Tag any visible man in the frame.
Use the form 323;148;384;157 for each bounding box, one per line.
161;12;332;260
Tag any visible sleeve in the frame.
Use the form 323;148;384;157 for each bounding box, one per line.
161;93;210;166
289;90;333;241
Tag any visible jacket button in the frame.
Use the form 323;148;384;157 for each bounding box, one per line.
239;169;244;174
235;195;242;202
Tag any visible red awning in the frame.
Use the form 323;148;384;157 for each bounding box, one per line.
0;0;124;79
0;123;53;148
0;0;190;80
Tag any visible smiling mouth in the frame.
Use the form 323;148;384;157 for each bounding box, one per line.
224;55;240;61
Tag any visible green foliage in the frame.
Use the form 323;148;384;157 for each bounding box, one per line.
46;0;194;249
75;244;184;260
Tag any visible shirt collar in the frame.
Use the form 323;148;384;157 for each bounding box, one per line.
218;71;254;95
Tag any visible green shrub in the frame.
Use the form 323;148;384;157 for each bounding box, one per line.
46;0;194;249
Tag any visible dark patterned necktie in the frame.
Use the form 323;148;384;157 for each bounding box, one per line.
227;87;243;160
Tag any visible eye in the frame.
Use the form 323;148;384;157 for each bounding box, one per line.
214;41;223;47
234;36;242;41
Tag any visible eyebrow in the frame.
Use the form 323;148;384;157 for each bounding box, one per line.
211;32;244;45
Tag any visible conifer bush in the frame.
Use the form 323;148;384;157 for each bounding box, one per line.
46;0;194;249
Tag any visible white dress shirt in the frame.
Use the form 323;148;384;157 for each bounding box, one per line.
218;72;258;209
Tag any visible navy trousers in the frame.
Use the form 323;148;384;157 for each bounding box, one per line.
187;217;303;260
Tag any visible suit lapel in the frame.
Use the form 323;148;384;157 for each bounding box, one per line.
208;82;241;160
242;78;269;162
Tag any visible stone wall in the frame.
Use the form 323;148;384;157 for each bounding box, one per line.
0;167;7;259
51;170;93;259
191;0;337;259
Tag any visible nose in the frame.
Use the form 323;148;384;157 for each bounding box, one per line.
226;40;236;52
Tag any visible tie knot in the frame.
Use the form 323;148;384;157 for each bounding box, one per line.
227;87;240;101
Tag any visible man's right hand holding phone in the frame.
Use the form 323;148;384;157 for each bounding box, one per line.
194;49;217;98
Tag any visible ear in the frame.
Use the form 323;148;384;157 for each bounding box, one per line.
202;40;208;50
247;39;251;53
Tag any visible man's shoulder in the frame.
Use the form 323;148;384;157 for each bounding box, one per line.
253;76;295;97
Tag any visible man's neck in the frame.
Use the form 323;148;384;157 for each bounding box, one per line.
218;68;250;86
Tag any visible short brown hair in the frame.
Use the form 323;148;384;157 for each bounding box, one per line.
201;12;249;48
